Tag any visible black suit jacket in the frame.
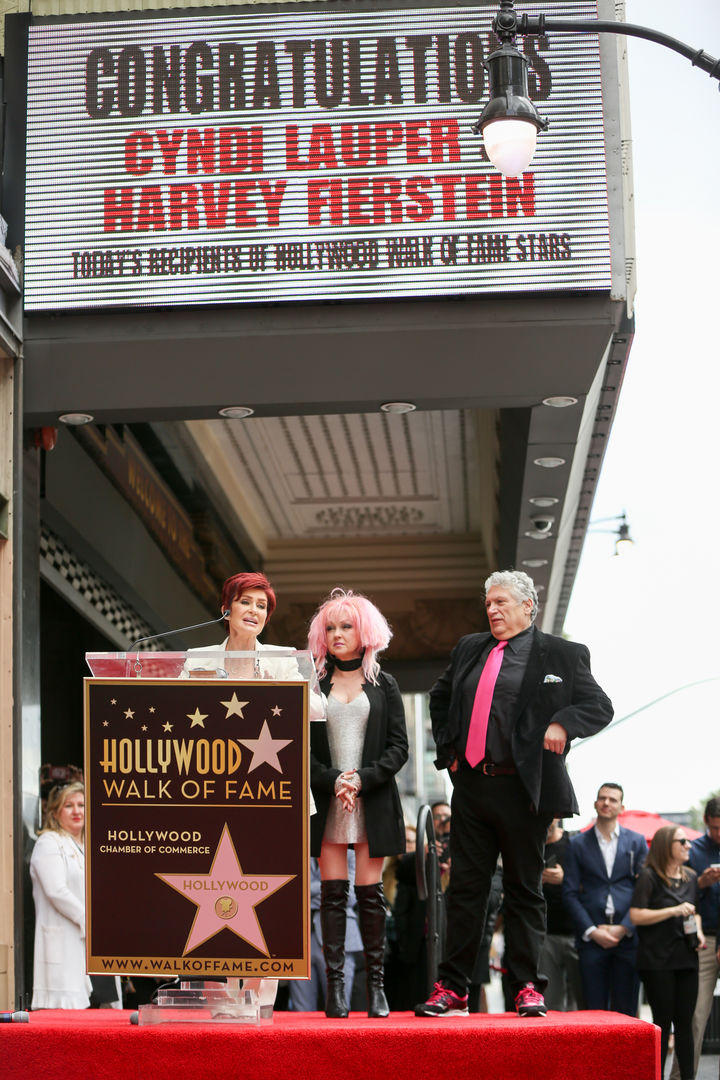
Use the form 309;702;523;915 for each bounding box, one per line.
310;670;408;858
430;628;613;817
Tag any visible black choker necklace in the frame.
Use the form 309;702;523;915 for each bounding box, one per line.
332;656;363;671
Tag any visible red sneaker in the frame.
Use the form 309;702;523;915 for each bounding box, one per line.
514;983;547;1017
415;982;469;1017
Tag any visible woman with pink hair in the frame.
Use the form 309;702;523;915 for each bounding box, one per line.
308;589;408;1018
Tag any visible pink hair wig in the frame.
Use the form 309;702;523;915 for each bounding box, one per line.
307;589;392;684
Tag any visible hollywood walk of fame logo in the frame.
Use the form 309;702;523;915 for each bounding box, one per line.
156;824;294;956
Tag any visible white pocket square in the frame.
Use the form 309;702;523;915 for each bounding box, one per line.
543;674;563;684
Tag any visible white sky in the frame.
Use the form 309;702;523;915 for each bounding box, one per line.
563;0;720;823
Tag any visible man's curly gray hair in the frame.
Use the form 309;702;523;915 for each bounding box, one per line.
484;570;539;624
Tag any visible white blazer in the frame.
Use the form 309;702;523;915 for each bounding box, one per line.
30;831;93;1009
183;639;325;721
183;638;305;681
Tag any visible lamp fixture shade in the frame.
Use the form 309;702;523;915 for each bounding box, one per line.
483;119;538;177
473;43;548;176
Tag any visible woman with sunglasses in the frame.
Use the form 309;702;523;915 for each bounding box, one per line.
630;826;705;1079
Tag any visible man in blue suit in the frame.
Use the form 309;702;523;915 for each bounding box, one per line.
563;783;647;1015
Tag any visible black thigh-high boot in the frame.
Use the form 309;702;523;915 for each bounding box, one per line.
355;882;390;1017
320;879;349;1018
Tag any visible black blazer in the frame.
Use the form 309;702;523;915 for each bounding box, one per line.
430;628;613;817
310;669;409;858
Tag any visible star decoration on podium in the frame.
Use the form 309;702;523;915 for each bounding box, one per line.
271;706;282;716
238;720;292;773
156;824;294;956
162;721;173;732
124;708;135;719
221;692;249;719
187;707;208;728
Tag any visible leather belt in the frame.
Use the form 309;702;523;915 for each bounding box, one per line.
480;762;517;776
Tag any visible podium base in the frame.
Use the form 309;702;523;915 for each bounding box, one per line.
137;980;273;1025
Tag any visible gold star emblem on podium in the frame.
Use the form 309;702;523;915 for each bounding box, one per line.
187;707;208;728
221;692;249;719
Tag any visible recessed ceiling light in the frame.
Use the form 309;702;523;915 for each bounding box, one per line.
58;412;94;426
522;559;548;568
542;396;578;408
524;530;553;540
218;406;255;419
529;496;559;508
533;456;566;469
380;401;416;414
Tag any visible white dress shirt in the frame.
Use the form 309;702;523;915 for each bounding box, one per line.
582;822;621;942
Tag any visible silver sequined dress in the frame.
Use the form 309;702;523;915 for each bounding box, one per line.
323;691;369;845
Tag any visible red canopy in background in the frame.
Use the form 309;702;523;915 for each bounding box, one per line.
582;810;703;845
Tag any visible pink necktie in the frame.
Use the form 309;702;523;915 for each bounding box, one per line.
465;640;508;768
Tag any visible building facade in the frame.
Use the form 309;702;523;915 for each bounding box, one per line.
1;0;635;1006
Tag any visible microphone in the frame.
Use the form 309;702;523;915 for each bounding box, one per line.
129;612;231;652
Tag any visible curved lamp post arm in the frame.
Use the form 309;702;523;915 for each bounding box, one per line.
479;1;720;174
494;3;720;83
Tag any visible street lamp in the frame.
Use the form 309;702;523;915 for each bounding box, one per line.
474;0;720;175
589;510;634;556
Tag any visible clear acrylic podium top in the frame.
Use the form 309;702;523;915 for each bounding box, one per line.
85;649;325;718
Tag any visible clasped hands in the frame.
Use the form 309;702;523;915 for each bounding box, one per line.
334;770;361;812
590;924;628;949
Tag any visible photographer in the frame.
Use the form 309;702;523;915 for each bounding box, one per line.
432;802;452;881
537;819;582;1011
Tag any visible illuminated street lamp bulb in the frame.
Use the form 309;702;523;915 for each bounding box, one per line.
483;119;539;177
472;43;547;176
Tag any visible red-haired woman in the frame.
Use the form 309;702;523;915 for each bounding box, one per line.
184;571;298;679
308;589;408;1018
630;826;705;1079
184;570;313;1014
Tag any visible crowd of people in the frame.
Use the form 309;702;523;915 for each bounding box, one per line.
26;567;720;1080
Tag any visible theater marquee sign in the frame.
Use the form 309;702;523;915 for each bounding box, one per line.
84;678;310;977
24;1;611;309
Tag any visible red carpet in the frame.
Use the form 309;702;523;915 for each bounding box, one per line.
6;1010;660;1080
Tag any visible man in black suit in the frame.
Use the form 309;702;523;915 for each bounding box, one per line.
415;570;613;1018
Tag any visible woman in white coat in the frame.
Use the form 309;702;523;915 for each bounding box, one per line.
30;781;120;1009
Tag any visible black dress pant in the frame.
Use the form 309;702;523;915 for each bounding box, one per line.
640;967;698;1080
439;768;551;997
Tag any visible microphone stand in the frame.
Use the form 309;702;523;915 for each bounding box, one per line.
129;611;230;674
